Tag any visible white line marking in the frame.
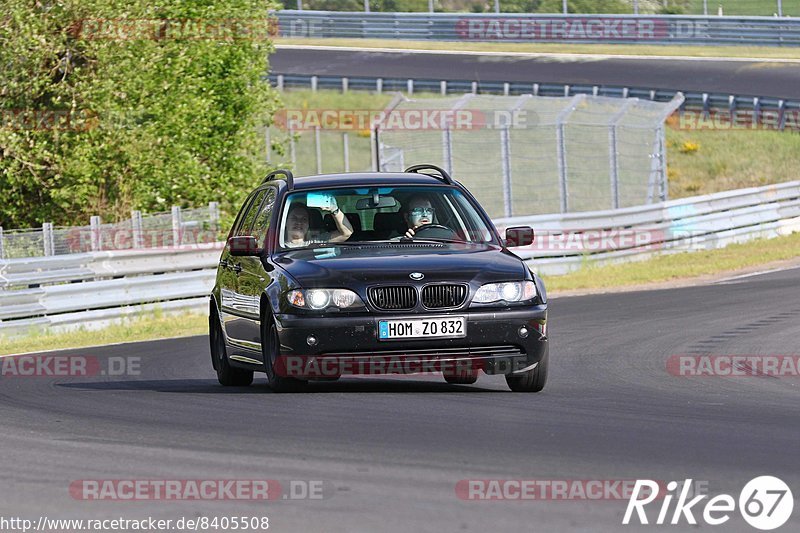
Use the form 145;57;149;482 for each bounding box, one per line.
276;44;800;64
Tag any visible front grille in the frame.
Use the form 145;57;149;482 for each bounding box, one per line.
422;284;468;309
369;286;417;310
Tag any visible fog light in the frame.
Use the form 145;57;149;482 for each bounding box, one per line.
518;326;529;339
306;335;318;346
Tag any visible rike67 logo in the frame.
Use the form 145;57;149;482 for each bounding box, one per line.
623;476;793;530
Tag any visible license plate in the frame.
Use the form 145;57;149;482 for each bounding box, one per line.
378;317;466;340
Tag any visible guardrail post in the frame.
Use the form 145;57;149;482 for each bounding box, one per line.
407;79;414;95
753;97;761;128
315;126;322;174
171;206;182;247
277;74;284;91
311;75;318;92
533;83;539;96
503;82;510;96
209;202;220;230
343;132;350;172
131;210;144;249
702;93;709;117
778;100;786;131
90;215;101;251
0;226;4;260
376;78;383;94
342;77;349;93
471;81;478;94
728;95;736;121
500;125;513;218
440;81;447;95
42;223;54;256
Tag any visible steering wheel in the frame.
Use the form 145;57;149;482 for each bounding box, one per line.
411;223;459;240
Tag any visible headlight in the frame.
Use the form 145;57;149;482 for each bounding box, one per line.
287;289;364;310
472;281;537;304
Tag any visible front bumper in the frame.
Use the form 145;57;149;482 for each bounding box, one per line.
274;306;547;376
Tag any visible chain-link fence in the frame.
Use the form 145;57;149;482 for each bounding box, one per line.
375;93;683;217
0;204;220;260
280;1;798;16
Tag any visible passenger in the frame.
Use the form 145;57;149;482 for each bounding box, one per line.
285;200;353;248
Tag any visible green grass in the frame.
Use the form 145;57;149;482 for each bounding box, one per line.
542;231;800;291
0;311;207;356
688;0;799;17
276;37;800;60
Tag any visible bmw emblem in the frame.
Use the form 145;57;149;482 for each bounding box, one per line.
409;272;424;280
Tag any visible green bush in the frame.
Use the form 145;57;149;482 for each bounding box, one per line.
0;0;281;228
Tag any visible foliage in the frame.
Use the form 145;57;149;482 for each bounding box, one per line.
0;0;281;228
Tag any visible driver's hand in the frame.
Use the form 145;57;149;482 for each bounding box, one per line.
404;227;416;239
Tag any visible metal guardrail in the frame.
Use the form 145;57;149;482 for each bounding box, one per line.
1;181;798;336
269;73;800;130
276;11;800;47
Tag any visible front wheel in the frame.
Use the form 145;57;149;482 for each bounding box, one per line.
209;313;253;387
505;350;548;393
261;312;307;393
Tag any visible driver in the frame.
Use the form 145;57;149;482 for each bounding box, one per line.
402;195;437;238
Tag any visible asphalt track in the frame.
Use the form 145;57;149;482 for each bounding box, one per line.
271;47;800;100
2;267;799;532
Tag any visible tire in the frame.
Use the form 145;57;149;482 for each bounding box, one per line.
505;349;548;393
209;312;253;387
443;372;478;385
261;311;307;393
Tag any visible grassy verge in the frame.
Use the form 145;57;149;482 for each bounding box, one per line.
0;311;207;356
541;231;800;292
276;38;800;60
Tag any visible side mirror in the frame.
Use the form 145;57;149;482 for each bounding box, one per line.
228;236;262;256
505;226;534;247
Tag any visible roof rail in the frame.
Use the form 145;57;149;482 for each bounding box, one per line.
404;164;453;185
262;169;294;190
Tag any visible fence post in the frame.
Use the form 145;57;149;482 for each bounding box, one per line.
131;210;143;249
172;206;182;247
311;75;318;92
376;78;383;94
633;0;639;15
42;222;54;256
500;125;513;218
440;81;447;96
659;126;668;201
277;74;284;91
778;0;783;17
90;215;101;251
562;0;567;15
0;226;4;260
342;77;349;92
343;132;350;172
441;126;453;176
608;99;636;210
371;127;380;171
407;79;414;95
315;126;322;174
289;124;297;166
555;95;585;213
703;0;708;15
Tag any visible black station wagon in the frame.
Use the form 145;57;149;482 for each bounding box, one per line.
209;165;549;392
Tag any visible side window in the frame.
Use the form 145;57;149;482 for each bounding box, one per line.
236;189;267;237
251;188;277;245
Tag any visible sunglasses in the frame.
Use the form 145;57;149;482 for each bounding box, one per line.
409;207;435;216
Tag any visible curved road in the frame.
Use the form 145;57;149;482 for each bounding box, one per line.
272;46;800;100
2;267;800;532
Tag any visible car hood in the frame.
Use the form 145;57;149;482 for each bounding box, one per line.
273;243;527;287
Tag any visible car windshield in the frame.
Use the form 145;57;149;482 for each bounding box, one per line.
277;186;497;249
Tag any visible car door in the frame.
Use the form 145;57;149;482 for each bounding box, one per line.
220;188;267;348
230;187;277;360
